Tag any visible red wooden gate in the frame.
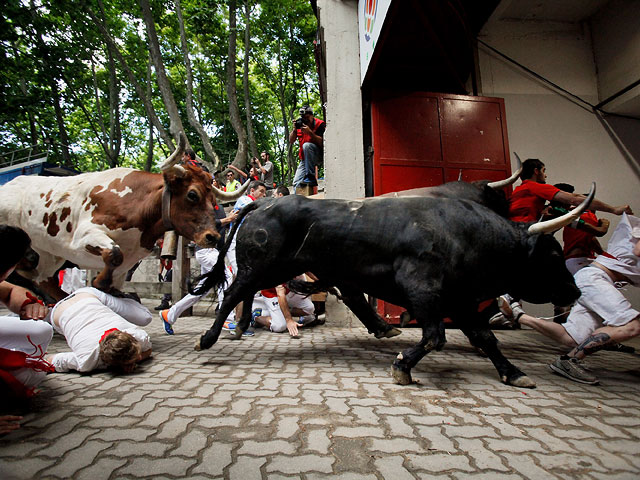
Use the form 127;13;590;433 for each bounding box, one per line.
370;90;512;324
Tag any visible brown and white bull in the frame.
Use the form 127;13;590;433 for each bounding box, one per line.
0;133;247;296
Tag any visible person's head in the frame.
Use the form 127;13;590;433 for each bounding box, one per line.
182;148;196;162
249;166;258;177
521;158;546;183
274;185;290;198
99;330;141;373
0;225;31;281
299;105;314;126
248;180;267;199
260;151;270;162
226;171;235;182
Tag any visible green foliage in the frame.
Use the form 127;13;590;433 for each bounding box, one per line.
0;0;320;181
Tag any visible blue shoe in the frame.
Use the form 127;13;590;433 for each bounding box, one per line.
251;309;262;328
222;320;236;331
160;310;174;335
242;329;255;337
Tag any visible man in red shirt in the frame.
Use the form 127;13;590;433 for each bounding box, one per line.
289;106;326;188
508;158;631;223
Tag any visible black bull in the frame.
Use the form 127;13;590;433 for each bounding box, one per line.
194;195;581;388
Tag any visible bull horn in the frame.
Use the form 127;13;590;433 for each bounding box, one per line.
528;182;596;235
160;132;187;171
487;153;523;189
212;178;250;201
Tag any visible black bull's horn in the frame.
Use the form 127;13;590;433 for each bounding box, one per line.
486;153;523;189
528;182;596;235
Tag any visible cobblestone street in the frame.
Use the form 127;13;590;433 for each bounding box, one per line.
2;299;640;479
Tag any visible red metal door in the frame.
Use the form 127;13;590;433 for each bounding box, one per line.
371;90;512;324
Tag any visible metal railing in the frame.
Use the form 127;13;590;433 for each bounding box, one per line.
0;144;49;169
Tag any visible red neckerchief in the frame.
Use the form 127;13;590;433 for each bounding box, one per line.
248;194;256;201
0;337;55;399
99;328;119;343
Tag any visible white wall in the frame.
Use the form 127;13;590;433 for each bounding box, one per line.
316;0;366;200
479;15;640;312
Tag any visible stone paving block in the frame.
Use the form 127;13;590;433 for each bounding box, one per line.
485;438;547;454
275;417;299;438
267;454;334;474
192;441;233;476
118;456;197;477
228;456;267;480
455;438;509;471
109;440;171;458
238;440;296;456
45;440;110;478
406;452;474;473
0;457;57;479
307;474;378;480
370;438;424;453
36;428;99;458
173;429;211;457
501;453;563;480
197;416;242;428
443;425;499;439
333;426;386;438
415;426;456;452
76;457;127;480
325;397;350;415
155;416;195;440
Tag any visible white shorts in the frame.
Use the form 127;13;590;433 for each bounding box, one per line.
563;266;640;344
252;291;314;333
565;257;593;276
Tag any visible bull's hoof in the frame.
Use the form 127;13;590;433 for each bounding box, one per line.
231;329;244;340
503;374;536;388
376;328;402;339
198;332;216;351
391;364;413;385
109;246;124;267
194;340;202;351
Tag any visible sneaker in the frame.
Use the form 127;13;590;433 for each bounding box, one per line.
222;320;237;331
251;309;262;328
497;296;524;325
159;310;174;335
154;299;171;311
488;312;517;329
549;356;599;385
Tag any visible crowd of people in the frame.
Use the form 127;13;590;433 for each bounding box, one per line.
1;106;638;434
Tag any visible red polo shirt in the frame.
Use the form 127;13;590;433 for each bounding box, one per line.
508;180;560;223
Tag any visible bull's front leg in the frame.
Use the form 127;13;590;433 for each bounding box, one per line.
391;320;445;385
85;244;123;292
231;295;255;340
459;324;536;388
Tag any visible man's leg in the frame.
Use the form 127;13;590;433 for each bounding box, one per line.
518;314;577;348
292;162;306;188
301;143;321;185
569;316;640;360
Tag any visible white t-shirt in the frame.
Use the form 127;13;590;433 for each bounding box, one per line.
595;213;640;287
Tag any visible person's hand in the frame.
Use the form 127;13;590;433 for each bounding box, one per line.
613;205;633;215
20;303;49;320
0;416;22;435
226;210;239;223
300;124;312;135
286;319;299;337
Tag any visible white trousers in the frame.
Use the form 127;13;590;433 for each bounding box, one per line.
252;292;314;333
0;316;53;388
165;248;234;325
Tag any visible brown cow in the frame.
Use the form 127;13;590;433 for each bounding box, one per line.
0;133;247;297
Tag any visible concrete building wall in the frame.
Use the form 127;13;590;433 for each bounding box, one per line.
316;0;366;200
478;15;640;312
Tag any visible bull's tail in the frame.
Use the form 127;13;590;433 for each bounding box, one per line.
190;202;260;296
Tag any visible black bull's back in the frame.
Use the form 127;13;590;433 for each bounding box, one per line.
233;195;577;312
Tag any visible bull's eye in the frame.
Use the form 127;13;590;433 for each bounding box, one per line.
187;190;200;203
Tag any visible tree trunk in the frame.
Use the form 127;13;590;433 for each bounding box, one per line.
86;2;174;151
243;0;258;159
226;0;248;169
51;79;72;167
175;0;219;171
138;0;185;141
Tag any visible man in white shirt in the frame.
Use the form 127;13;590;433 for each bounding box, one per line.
48;287;152;373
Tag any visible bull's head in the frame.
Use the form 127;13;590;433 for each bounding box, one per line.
515;183;596;307
160;133;248;247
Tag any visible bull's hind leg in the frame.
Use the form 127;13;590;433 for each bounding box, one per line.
339;286;401;339
86;245;123;292
391;320;445;385
197;280;250;351
458;322;536;388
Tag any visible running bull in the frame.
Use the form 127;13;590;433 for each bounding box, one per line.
0;133;247;296
193;186;594;388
